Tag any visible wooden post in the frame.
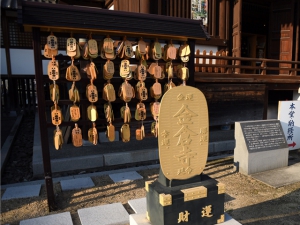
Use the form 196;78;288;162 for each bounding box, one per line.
214;51;220;73
219;0;226;39
293;0;299;76
208;50;213;72
32;28;57;211
221;50;225;73
225;0;230;40
187;38;195;87
260;60;266;75
212;0;216;37
139;0;150;13
195;49;200;72
202;50;207;72
225;50;230;74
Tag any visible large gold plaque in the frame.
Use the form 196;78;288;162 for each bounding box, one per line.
158;86;209;180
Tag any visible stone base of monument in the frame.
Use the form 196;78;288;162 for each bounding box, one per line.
145;174;225;225
129;213;242;225
234;120;289;175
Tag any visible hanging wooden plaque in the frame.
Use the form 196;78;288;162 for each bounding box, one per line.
158;86;209;180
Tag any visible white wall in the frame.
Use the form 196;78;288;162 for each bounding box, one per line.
3;49;66;75
10;49;35;74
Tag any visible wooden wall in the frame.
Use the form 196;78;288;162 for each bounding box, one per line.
113;0;191;18
196;84;265;126
113;0;151;13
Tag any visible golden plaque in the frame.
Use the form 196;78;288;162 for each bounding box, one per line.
158;86;209;180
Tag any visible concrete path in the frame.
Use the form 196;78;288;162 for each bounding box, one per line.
78;203;129;225
2;184;41;200
251;162;300;188
60;177;95;191
19;212;73;225
109;171;143;183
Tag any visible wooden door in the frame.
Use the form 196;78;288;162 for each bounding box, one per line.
269;0;294;74
232;0;242;74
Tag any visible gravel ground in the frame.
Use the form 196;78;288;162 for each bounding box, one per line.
1;112;35;184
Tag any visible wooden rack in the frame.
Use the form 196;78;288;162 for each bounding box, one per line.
20;1;209;211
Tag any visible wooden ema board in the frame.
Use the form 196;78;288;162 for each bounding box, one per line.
158;86;209;180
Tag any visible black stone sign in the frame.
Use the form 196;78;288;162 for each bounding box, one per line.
240;120;288;153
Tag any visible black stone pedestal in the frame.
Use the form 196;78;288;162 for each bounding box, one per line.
146;172;225;225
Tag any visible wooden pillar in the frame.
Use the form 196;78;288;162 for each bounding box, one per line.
225;0;230;40
219;0;226;39
295;1;299;69
32;27;57;212
208;0;212;33
140;0;150;13
211;0;216;37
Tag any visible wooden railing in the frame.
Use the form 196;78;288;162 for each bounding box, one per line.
1;75;37;113
194;49;300;76
1;51;300;113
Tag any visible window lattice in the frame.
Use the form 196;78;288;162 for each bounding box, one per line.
8;20;33;48
8;18;67;49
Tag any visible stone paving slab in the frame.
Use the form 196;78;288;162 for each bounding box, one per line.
19;212;73;225
129;213;242;225
109;171;143;183
60;177;95;191
251;162;300;188
1;184;41;200
78;202;129;225
128;197;147;214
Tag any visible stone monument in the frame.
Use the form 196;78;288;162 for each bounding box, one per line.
145;86;225;225
234;119;289;175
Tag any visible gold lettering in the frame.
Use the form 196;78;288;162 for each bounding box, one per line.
178;210;190;223
185;93;193;100
177;93;185;101
161;139;170;146
201;205;213;217
161;130;170;138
